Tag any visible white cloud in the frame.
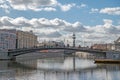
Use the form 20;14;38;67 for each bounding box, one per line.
0;16;120;46
77;3;87;8
8;0;57;11
100;7;120;15
90;8;99;13
80;3;86;8
0;0;86;12
0;0;57;12
58;3;76;12
0;0;10;13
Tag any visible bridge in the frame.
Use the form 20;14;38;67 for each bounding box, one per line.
0;47;106;60
8;47;106;56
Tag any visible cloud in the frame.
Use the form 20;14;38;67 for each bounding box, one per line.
0;0;57;12
0;0;10;13
45;31;62;38
77;3;87;8
63;22;86;32
8;0;57;11
100;7;120;15
58;3;76;12
0;16;84;38
0;0;86;12
0;16;119;45
90;8;99;13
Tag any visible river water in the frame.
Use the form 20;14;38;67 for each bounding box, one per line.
0;52;120;80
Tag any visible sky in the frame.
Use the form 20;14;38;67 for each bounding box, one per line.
0;0;120;46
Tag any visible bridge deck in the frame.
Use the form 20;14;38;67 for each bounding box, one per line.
8;47;106;56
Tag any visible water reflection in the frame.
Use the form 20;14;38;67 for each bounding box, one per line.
37;57;97;71
0;56;120;80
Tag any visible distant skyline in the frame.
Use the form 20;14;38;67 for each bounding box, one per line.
0;0;120;46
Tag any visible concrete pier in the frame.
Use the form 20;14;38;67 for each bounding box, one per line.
0;50;11;60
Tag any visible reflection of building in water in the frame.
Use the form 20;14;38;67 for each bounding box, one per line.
1;57;120;80
0;70;15;80
14;65;120;80
75;52;105;59
37;57;97;71
9;60;37;76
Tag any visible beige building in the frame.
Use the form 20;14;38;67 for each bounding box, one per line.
16;30;37;49
0;29;38;49
91;43;115;51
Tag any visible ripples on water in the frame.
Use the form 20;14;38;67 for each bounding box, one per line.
0;52;120;80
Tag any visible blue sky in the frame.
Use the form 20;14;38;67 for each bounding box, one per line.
0;0;120;46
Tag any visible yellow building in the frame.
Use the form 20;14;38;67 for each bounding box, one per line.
16;30;37;49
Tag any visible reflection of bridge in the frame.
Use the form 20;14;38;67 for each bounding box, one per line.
1;57;120;80
8;59;120;72
0;47;106;60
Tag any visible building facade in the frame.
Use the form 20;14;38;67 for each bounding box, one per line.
0;31;16;50
0;29;38;49
91;43;115;51
38;41;65;48
16;30;37;49
114;37;120;51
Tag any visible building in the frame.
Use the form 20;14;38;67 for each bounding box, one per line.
16;30;37;49
38;41;65;48
106;43;115;50
91;44;107;51
0;31;16;50
91;43;115;51
0;29;38;49
114;37;120;51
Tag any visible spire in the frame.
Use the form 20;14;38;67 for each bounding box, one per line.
72;33;76;47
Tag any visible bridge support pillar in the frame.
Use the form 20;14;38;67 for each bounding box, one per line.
10;56;16;61
0;50;13;60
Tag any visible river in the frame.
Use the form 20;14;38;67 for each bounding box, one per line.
0;52;120;80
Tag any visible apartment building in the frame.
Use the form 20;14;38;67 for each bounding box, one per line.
0;31;16;50
0;29;38;49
